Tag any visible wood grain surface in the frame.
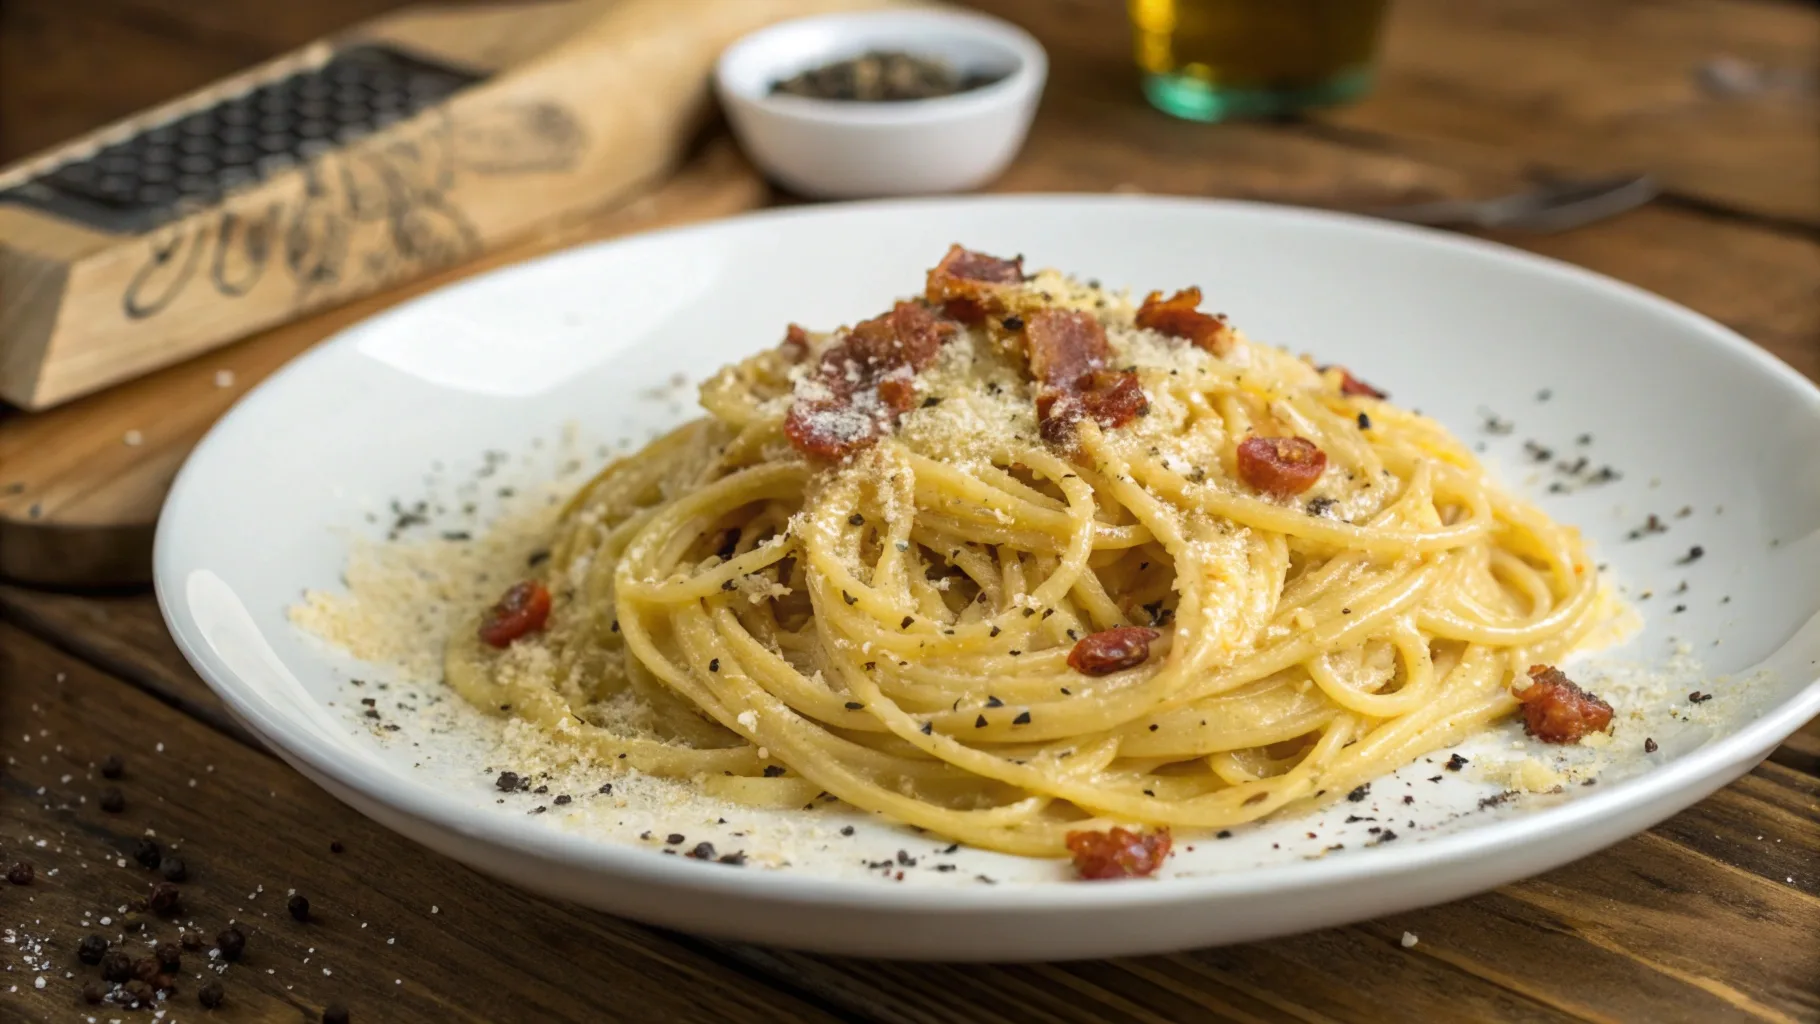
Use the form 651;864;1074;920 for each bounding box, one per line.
2;0;1817;1021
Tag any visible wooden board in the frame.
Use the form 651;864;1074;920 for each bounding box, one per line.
0;0;884;410
0;142;768;586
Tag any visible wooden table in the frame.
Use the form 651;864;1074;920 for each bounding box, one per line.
3;1;1818;1020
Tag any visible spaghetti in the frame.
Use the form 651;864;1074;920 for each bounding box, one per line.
446;246;1619;861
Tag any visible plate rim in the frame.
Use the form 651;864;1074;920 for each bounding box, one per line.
155;192;1820;912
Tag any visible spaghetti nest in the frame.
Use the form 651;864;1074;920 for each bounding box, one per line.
446;247;1614;857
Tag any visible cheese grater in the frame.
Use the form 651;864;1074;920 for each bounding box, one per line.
0;0;883;411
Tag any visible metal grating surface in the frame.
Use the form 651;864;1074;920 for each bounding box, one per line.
0;45;485;234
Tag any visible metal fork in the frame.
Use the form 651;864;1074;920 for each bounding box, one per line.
1362;173;1659;233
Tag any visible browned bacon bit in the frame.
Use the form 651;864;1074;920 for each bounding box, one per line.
784;301;958;458
1036;371;1149;446
1515;665;1613;743
479;581;552;648
1066;826;1172;880
926;244;1024;323
1135;287;1234;355
1067;626;1161;675
1323;365;1387;399
1236;436;1327;498
779;323;810;362
1026;308;1110;387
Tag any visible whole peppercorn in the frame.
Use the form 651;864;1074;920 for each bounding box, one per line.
132;838;163;870
122;979;157;1008
77;934;109;965
100;950;134;982
98;786;126;813
287;893;310;922
81;982;106;1004
199;980;226;1008
160;857;189;883
180;931;203;951
215;927;246;962
323;1005;352;1024
155;941;182;972
100;754;125;779
5;861;32;885
149;881;183;914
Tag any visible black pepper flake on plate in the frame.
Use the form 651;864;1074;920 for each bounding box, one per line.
287;892;311;922
99;786;126;813
666;833;686;845
1644;737;1659;753
1689;691;1712;703
554;794;572;805
533;784;549;794
840;825;856;836
719;851;748;866
1346;783;1370;803
1444;753;1469;771
1678;545;1705;564
599;783;614;795
101;753;125;779
687;842;717;860
708;658;720;673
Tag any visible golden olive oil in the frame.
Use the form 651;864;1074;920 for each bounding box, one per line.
1129;0;1389;120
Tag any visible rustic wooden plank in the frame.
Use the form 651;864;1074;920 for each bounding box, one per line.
4;585;1817;1021
1327;0;1820;228
0;622;846;1023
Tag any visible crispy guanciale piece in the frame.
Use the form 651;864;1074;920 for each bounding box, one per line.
1323;365;1387;399
1026;310;1148;444
1036;371;1149;446
1065;826;1172;880
479;581;551;648
784;301;958;459
1135;287;1234;356
926;245;1024;323
1067;625;1161;675
1236;436;1327;498
1515;665;1614;743
1026;308;1110;387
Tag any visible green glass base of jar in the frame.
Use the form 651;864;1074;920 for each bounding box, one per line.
1141;67;1375;122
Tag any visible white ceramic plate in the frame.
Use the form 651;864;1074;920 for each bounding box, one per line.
156;196;1820;960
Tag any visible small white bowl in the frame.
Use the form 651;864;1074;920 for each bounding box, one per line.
716;10;1047;199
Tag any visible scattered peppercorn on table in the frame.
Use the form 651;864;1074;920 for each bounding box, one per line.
2;0;1817;1020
